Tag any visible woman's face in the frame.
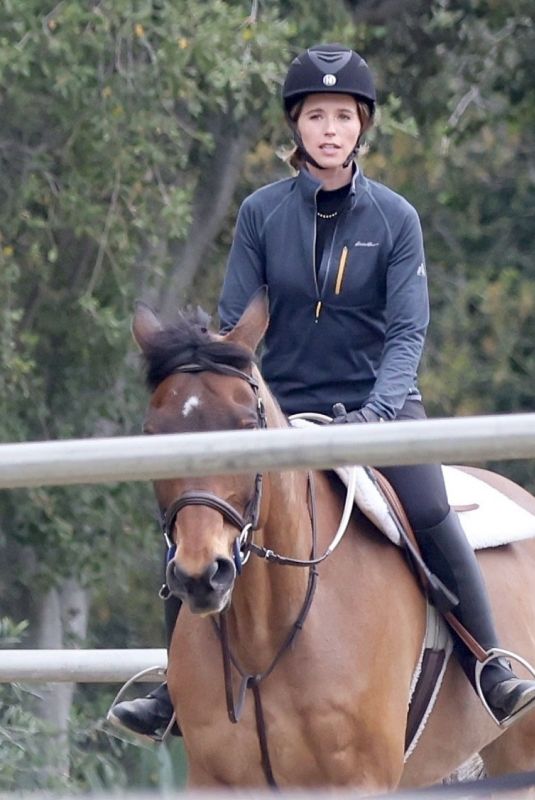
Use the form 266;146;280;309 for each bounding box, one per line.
296;93;361;171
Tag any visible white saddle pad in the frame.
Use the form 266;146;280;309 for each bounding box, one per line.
334;464;535;550
443;466;535;548
290;417;535;549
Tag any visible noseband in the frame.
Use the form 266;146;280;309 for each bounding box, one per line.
160;362;267;573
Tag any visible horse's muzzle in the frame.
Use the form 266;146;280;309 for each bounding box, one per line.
165;556;236;613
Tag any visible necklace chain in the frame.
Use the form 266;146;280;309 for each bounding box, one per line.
317;210;339;219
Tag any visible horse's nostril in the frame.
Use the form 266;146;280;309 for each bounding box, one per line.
166;560;187;592
166;557;235;605
209;557;236;590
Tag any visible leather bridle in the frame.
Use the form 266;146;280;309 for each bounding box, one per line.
160;362;266;573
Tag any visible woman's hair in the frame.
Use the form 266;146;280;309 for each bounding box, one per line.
282;96;374;172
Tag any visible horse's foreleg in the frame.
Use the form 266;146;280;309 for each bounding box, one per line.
479;714;535;776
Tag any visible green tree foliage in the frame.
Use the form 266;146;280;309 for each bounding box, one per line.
0;0;292;599
378;1;535;484
0;618;184;791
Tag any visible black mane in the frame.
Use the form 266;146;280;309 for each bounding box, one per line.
142;307;254;390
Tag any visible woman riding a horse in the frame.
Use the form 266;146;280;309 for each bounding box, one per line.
111;44;535;752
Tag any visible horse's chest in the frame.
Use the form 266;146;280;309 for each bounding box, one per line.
182;695;361;787
168;584;411;787
173;654;383;787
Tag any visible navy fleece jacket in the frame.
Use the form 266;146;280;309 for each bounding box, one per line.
219;167;429;420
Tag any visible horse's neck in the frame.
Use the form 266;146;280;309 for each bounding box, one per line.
227;467;313;670
264;468;314;560
257;381;315;583
225;378;316;667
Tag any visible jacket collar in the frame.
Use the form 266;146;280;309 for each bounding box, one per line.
296;164;365;208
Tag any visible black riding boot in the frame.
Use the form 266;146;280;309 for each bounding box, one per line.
109;595;182;739
415;509;535;722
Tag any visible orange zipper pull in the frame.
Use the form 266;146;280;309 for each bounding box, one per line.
335;246;349;295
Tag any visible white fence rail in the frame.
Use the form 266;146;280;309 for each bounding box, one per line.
2;413;535;489
0;649;167;683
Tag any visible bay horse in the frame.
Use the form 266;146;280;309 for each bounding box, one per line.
132;292;535;791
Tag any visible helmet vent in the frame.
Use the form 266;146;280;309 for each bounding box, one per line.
309;49;352;73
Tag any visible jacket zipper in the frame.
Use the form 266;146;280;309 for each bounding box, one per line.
312;191;321;322
315;213;343;322
313;183;353;321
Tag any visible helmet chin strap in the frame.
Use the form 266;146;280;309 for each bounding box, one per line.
292;129;325;170
342;144;359;168
292;128;360;172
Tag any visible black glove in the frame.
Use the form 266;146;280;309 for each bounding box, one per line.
331;403;382;424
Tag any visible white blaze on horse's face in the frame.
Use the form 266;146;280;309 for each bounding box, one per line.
182;395;201;417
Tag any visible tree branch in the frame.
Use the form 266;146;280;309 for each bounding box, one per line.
155;117;260;315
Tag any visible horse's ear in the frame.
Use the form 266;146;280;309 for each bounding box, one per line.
223;287;269;354
132;301;163;354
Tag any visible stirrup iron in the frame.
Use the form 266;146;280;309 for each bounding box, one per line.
106;665;176;743
475;648;535;728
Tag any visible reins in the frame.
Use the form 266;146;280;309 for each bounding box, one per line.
246;412;358;568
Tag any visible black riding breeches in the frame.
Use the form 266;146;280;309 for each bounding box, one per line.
377;399;450;532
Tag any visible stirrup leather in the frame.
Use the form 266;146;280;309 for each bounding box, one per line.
475;648;535;728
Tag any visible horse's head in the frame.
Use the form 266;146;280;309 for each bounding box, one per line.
132;290;270;615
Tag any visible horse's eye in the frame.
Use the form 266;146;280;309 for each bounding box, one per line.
241;419;257;430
